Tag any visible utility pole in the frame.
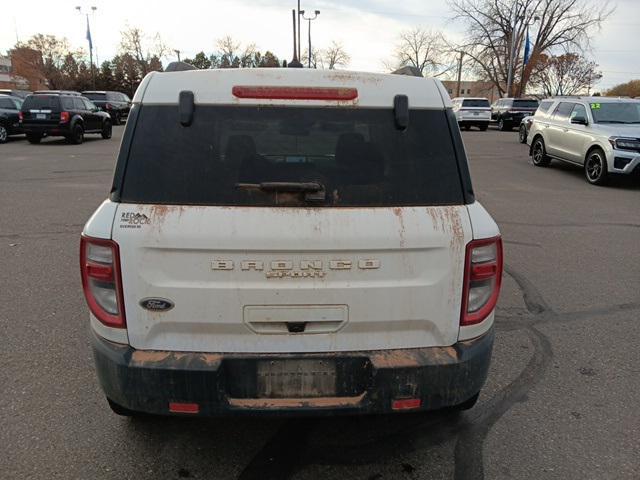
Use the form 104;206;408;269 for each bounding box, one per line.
456;51;464;97
76;6;97;90
300;10;320;68
174;50;181;62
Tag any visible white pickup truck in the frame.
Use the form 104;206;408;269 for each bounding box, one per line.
80;66;502;416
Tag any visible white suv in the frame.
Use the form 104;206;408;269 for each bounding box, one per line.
527;97;640;185
80;66;502;417
452;97;491;131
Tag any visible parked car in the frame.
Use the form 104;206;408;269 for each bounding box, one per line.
81;67;503;417
20;91;112;144
491;98;539;131
518;99;556;144
452;97;491;131
0;89;32;99
0;94;24;143
527;97;640;185
82;91;131;125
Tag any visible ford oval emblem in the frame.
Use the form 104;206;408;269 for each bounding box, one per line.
140;298;174;312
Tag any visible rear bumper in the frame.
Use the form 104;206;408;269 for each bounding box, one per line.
92;328;494;416
458;119;490;125
21;124;71;136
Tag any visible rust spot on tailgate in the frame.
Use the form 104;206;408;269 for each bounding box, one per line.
392;207;406;247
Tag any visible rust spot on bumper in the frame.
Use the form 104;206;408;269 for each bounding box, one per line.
131;350;222;368
369;346;459;369
227;393;366;409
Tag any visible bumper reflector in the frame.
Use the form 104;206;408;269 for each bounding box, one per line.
169;402;200;414
391;398;422;411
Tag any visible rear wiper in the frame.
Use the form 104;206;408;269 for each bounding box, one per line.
235;181;326;202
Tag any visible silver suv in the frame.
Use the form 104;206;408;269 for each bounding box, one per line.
527;97;640;185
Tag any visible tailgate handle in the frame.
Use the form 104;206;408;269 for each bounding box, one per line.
286;322;307;333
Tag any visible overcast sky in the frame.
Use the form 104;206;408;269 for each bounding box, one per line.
3;0;639;91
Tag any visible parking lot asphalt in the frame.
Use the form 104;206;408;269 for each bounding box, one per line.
1;127;639;480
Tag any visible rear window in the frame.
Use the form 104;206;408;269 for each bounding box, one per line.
119;105;465;207
84;93;107;101
22;95;60;111
513;99;539;108
462;99;490;108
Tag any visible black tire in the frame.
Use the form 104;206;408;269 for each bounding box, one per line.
463;125;471;131
498;117;511;131
26;133;42;144
479;124;488;131
101;120;112;139
107;398;141;417
531;137;551;167
67;124;84;144
0;124;8;143
518;124;528;144
584;148;608;186
451;392;480;412
112;113;120;126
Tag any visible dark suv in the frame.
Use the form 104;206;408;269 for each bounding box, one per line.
491;98;539;131
0;94;23;143
20;91;112;144
82;91;131;125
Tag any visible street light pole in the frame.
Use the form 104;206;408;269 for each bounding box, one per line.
300;10;320;68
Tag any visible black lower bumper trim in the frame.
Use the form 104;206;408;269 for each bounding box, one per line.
92;328;494;416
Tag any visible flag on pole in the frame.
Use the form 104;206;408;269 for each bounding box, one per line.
86;16;93;51
523;26;531;65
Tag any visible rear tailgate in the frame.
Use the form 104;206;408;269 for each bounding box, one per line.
111;81;475;354
112;205;472;353
21;95;62;127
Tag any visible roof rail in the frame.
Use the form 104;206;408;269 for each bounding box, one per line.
165;61;198;72
391;66;423;78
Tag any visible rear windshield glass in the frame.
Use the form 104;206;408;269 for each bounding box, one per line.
120;106;464;207
22;95;60;111
462;99;490;108
84;93;107;101
513;99;539;108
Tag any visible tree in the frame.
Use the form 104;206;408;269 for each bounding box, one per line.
606;80;640;98
258;51;281;68
449;0;613;96
389;28;451;77
119;26;168;76
321;41;351;70
184;51;212;69
15;34;85;89
530;52;601;96
301;46;320;69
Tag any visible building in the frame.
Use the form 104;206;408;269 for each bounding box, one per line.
0;48;48;92
441;80;499;103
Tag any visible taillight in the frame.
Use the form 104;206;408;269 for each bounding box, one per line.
461;236;503;326
60;111;70;123
105;103;112;110
80;236;126;328
18;111;24;122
